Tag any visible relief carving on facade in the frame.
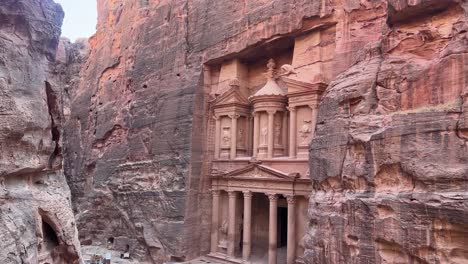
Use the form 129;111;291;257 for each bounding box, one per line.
261;127;268;146
299;120;312;145
274;119;281;146
237;128;244;146
222;127;231;146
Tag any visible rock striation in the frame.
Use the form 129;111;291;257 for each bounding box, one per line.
0;0;81;263
305;1;468;263
63;0;468;263
64;0;323;262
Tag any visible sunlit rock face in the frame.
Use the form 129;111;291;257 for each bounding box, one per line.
64;0;322;262
64;0;468;263
306;1;468;263
0;0;81;263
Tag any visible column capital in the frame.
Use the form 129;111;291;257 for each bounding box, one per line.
286;195;296;204
243;191;253;199
227;190;237;198
267;193;278;202
267;110;276;115
228;113;240;119
211;189;221;197
287;106;296;112
308;104;318;110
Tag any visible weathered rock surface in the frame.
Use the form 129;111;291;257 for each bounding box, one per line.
64;0;323;262
64;0;468;263
0;0;81;263
306;1;468;263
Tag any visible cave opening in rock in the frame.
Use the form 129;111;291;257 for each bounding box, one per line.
42;219;59;251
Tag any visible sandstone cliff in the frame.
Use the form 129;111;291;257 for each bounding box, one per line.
64;0;468;263
65;0;323;262
306;0;468;263
0;0;81;263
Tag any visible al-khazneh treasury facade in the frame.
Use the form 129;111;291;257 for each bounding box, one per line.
205;27;333;264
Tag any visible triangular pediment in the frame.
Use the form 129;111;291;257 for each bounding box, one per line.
281;77;327;95
213;87;249;107
223;164;299;180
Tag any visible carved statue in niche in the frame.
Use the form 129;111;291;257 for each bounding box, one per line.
237;128;244;146
299;120;312;144
218;220;228;249
274;119;281;145
261;126;268;146
222;127;231;146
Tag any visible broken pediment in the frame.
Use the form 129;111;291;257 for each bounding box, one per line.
221;164;300;180
212;86;250;109
281;76;327;96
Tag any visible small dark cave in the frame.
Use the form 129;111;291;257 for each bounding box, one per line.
42;220;59;252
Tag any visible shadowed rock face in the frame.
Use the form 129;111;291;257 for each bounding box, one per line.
0;0;81;263
306;1;468;263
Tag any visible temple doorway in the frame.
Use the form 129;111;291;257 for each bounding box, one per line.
277;204;288;263
277;207;287;248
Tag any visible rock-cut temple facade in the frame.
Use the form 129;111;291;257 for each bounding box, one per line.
206;28;332;264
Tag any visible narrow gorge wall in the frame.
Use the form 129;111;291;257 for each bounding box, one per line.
306;0;468;263
0;0;81;263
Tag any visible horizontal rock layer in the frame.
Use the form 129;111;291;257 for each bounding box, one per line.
306;1;468;263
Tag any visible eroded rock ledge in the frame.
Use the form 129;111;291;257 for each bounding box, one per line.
0;0;81;263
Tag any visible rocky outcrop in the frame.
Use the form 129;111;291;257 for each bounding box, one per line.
306;1;468;263
0;0;81;263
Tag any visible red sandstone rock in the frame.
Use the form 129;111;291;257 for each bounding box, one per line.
0;0;81;263
63;0;468;263
306;1;468;263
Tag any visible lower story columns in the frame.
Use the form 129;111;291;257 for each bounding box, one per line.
210;190;221;253
227;191;237;257
286;195;296;264
242;191;252;261
267;193;278;264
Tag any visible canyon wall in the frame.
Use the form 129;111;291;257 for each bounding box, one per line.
0;0;81;263
306;0;468;263
65;0;468;263
64;0;323;262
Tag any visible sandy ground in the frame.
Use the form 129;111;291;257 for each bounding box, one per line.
82;246;140;264
81;246;286;263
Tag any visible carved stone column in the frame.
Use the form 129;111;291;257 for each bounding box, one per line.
286;195;296;264
227;191;237;257
268;193;278;264
229;114;240;159
288;107;296;159
267;111;276;159
247;115;253;156
309;105;318;138
210;190;221;253
282;111;288;156
214;115;221;159
242;191;252;261
253;112;260;158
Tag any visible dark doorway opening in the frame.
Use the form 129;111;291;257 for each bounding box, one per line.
42;220;59;251
277;207;287;248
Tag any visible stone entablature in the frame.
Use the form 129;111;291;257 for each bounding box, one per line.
211;163;311;197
